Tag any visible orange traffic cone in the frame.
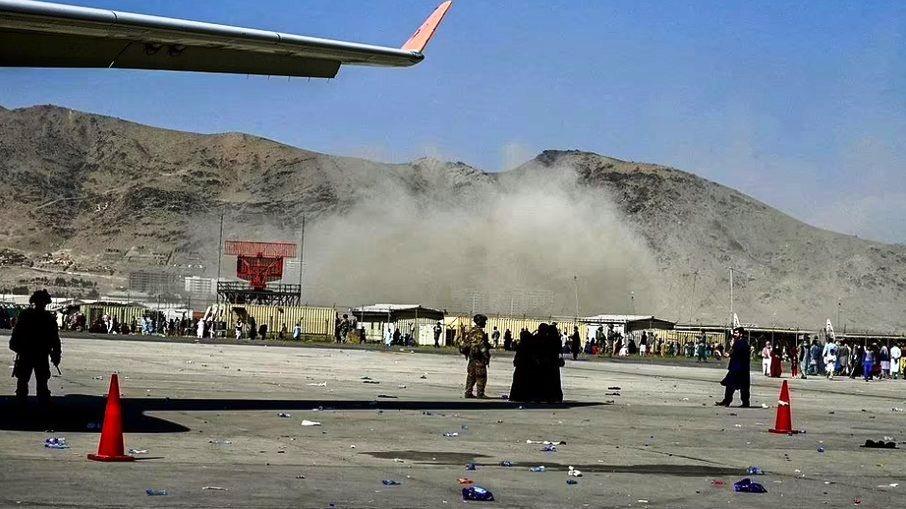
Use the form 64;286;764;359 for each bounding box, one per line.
88;373;135;462
768;380;801;434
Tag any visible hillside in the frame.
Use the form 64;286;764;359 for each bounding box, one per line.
1;105;904;331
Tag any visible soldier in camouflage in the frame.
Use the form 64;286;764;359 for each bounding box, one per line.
463;314;491;399
10;289;61;407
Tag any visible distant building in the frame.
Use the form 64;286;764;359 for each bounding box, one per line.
128;271;181;294
184;276;217;295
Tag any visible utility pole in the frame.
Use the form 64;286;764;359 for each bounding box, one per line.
298;215;305;303
215;211;224;303
728;267;734;326
573;275;579;321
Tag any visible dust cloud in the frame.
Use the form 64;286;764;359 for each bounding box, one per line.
301;163;661;316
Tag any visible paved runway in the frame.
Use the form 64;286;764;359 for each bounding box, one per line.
1;336;903;508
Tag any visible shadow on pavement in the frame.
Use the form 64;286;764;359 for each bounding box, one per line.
0;395;604;433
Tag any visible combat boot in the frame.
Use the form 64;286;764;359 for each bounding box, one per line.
464;392;475;399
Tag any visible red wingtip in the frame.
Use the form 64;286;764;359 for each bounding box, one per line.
402;1;453;53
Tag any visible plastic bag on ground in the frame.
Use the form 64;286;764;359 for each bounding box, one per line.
44;438;69;449
733;478;767;493
462;485;495;502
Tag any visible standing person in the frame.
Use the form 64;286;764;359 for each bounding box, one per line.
9;290;61;408
292;322;302;341
769;344;782;378
838;341;851;377
278;323;288;340
540;323;564;403
383;326;393;349
761;342;772;376
862;344;876;381
890;343;902;380
196;318;205;339
234;320;243;340
339;314;351;343
503;328;513;351
879;344;891;379
809;339;822;376
639;331;648;356
822;337;838;379
491;326;501;349
509;325;539;402
716;327;750;408
258;322;268;341
463;314;491;399
248;316;258;341
433;321;443;348
569;326;581;361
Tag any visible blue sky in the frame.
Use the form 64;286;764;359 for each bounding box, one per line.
2;0;904;243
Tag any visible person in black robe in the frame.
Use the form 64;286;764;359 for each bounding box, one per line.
569;326;581;360
716;327;750;407
540;323;564;403
509;325;540;402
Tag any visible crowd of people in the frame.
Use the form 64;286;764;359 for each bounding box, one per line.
759;336;905;382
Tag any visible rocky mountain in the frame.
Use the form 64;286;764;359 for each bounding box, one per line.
1;104;904;331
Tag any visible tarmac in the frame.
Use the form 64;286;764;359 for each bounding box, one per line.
0;335;904;508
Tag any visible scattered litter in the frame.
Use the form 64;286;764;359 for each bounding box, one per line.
500;461;513;467
306;382;327;387
637;500;649;504
382;480;401;486
761;403;769;409
892;408;904;412
397;385;407;389
128;449;149;455
363;380;380;384
567;466;582;477
526;440;565;445
295;475;306;479
605;392;621;396
542;445;557;452
746;466;765;475
420;374;428;379
567;479;578;485
146;489;168;496
44;438;69;449
93;376;104;380
208;439;232;445
278;413;292;418
711;480;725;487
529;466;546;472
733;478;767;493
393;458;405;463
458;478;474;485
817;446;826;453
465;463;477;471
861;440;897;449
462;485;494;502
377;394;398;399
201;486;228;491
461;425;469;430
350;445;356;449
607;386;621;390
443;432;459;438
300;420;322;427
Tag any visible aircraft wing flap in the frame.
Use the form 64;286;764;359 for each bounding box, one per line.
0;0;452;76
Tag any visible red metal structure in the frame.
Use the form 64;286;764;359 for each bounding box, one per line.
224;241;297;291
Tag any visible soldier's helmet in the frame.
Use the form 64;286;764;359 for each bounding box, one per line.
29;289;52;306
473;314;488;327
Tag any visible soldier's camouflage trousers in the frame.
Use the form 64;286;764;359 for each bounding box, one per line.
14;356;51;403
465;359;487;397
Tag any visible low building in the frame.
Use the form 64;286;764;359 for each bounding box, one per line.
349;304;445;345
581;314;676;343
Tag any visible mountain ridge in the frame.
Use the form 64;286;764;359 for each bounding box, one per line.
2;104;904;330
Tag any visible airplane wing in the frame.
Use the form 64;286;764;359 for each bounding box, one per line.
0;0;452;78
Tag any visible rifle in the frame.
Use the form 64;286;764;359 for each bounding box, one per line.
10;354;16;378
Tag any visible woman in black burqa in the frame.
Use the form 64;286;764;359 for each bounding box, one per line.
509;323;563;403
509;324;539;402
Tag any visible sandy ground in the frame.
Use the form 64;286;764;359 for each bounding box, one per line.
0;335;904;508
